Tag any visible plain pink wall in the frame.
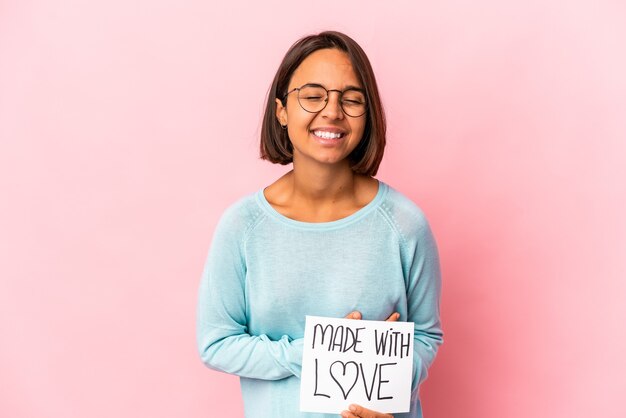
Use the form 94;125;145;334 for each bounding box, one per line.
1;1;625;417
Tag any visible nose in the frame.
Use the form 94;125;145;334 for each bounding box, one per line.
321;90;344;120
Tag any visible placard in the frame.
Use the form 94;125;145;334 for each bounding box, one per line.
299;315;414;414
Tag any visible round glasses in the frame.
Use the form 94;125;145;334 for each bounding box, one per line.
282;83;368;117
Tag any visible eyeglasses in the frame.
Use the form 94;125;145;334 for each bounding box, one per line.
282;83;367;117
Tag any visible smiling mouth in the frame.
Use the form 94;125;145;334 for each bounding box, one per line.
311;130;346;139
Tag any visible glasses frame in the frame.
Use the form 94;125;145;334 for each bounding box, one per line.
282;83;368;118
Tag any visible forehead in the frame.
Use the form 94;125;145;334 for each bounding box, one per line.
290;48;361;89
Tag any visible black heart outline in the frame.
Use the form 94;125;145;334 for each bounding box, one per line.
329;360;359;400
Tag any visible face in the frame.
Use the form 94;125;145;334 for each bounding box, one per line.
275;48;366;167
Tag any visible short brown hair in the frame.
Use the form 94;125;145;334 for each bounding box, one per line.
260;31;386;176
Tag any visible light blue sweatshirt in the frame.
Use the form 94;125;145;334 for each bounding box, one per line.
196;180;443;418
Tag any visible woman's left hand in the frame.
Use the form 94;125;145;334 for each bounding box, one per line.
340;404;394;418
345;311;399;322
340;313;398;418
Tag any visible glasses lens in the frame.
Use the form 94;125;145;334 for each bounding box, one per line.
297;86;327;113
341;89;367;117
297;86;367;117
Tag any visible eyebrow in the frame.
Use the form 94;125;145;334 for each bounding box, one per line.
303;82;365;91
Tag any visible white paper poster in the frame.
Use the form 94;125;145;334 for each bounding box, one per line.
299;315;414;414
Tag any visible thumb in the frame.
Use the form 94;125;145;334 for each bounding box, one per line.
344;311;362;320
347;404;393;418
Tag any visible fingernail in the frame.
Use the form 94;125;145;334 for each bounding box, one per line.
349;405;357;412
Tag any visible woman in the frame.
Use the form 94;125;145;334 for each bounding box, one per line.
196;31;443;418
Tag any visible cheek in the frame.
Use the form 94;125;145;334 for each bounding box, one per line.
293;116;318;133
286;116;315;141
351;120;367;139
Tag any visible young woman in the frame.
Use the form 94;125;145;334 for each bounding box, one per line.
196;31;443;418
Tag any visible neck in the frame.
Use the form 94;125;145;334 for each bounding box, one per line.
289;158;357;203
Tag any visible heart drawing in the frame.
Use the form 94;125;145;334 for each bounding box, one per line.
329;360;359;400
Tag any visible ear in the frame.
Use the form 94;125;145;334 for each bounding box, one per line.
275;98;287;126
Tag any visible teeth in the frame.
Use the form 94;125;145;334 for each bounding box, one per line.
313;130;344;139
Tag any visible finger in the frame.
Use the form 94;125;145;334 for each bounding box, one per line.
385;312;400;322
344;311;362;320
348;404;394;418
340;411;358;418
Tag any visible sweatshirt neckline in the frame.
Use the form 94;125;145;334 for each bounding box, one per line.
255;180;388;230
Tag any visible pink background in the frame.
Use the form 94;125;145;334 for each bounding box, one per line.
1;1;625;417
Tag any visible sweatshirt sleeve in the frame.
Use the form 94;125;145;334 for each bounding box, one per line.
196;204;304;380
403;214;444;394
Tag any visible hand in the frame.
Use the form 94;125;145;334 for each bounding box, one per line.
340;312;398;418
344;311;400;322
341;404;394;418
